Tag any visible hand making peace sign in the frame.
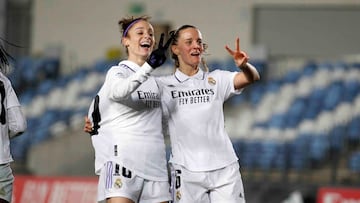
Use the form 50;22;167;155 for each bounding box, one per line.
225;37;249;68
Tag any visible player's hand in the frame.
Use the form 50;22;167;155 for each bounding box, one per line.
83;116;93;134
147;33;173;68
225;37;249;68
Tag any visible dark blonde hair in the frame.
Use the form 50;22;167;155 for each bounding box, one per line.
169;25;209;72
118;15;152;37
118;15;152;55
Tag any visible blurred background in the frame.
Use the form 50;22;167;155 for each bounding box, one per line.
2;0;360;202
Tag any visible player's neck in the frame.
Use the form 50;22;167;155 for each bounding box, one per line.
179;64;199;76
128;55;147;67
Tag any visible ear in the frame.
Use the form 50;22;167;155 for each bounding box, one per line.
171;44;179;55
121;37;129;47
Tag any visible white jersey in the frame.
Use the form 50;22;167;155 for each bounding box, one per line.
157;68;242;172
0;72;26;164
88;60;168;181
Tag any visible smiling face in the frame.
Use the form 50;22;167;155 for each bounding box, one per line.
171;27;204;70
122;20;155;64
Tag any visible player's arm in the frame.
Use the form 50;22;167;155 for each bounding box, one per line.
110;33;173;101
225;37;260;90
109;63;154;101
234;63;260;89
8;106;27;138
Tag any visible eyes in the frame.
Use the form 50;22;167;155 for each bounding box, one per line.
127;27;154;39
135;30;154;37
184;39;203;47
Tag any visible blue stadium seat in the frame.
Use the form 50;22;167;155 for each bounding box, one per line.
265;80;281;93
288;133;311;170
322;82;343;111
232;139;244;163
240;140;262;169
308;133;329;164
348;151;360;173
19;89;36;105
343;80;359;102
274;142;290;170
329;125;346;151
93;59;118;73
301;62;317;77
36;79;55;95
347;116;360;143
258;140;280;170
267;113;286;129
283;70;301;84
248;83;265;105
10;131;31;160
285;98;306;128
40;58;60;78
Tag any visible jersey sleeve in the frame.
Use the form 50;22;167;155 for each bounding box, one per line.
108;62;154;101
5;77;21;108
3;75;27;138
8;106;27;138
215;70;242;101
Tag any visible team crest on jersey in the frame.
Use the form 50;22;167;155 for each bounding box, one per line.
208;77;216;85
114;178;123;189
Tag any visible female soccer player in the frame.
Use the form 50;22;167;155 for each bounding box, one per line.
156;25;260;203
85;23;259;203
0;41;27;203
86;16;172;203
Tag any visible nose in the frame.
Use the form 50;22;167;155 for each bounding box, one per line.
144;32;152;39
193;41;201;49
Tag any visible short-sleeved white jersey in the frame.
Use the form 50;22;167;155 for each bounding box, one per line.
0;72;22;164
157;68;242;172
88;60;168;181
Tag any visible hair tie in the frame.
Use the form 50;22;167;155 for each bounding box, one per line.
123;18;142;37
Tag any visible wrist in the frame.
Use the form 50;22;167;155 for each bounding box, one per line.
141;62;155;73
239;63;248;69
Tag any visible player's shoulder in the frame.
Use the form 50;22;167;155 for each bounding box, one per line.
209;68;232;74
0;72;12;86
155;73;174;83
207;69;233;78
105;61;134;78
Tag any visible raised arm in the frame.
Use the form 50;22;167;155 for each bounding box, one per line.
225;37;260;90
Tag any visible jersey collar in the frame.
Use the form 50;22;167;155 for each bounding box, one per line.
119;60;141;73
174;68;205;83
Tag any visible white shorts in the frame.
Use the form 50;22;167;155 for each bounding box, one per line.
0;163;14;202
170;162;245;203
97;161;171;203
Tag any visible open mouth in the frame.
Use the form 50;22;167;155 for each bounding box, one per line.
191;52;200;56
140;42;151;48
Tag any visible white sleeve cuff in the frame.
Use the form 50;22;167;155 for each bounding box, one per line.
136;62;155;83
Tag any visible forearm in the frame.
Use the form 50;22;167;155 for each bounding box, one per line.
239;63;260;82
110;62;154;100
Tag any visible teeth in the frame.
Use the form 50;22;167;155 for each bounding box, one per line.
141;42;150;46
